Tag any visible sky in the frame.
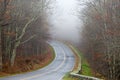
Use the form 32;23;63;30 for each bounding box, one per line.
50;0;83;43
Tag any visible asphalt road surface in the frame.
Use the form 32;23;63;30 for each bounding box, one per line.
0;41;75;80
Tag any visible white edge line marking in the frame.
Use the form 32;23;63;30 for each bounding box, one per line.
58;46;75;80
20;45;66;80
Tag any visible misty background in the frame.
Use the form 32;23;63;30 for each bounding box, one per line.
49;0;83;44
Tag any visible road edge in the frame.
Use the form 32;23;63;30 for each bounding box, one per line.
63;44;102;80
0;43;56;78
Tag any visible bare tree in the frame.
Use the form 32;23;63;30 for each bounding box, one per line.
0;0;10;71
78;0;120;80
0;0;52;70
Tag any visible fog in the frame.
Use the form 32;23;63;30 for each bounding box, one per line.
50;0;82;43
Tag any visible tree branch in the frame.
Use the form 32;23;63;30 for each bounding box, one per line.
20;35;36;45
16;18;35;41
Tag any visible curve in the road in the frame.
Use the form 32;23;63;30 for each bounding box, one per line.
0;41;75;80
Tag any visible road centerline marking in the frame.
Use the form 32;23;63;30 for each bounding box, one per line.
20;45;66;80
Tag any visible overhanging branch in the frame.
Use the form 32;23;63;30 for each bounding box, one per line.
20;35;36;45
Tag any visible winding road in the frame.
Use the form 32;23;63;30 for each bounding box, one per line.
0;41;75;80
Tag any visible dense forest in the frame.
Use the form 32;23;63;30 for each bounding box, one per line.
79;0;120;80
0;0;120;80
0;0;51;73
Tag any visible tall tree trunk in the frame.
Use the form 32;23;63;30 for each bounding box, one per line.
10;41;20;67
0;27;2;71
